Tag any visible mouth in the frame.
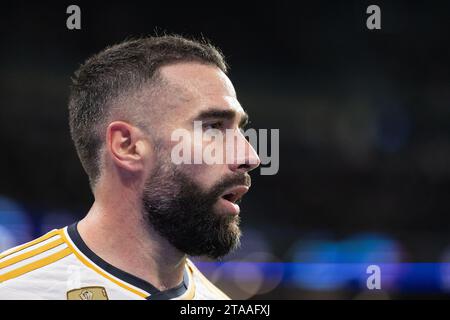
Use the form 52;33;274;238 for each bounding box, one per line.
218;185;249;215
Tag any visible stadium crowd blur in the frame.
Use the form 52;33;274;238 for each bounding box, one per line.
1;1;449;299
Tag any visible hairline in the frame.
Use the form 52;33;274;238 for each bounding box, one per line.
91;60;225;190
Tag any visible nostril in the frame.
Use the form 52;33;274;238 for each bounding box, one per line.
237;162;251;170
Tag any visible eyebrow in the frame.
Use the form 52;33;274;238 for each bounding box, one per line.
193;108;249;128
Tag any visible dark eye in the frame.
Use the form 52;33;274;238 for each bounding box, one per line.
204;121;224;130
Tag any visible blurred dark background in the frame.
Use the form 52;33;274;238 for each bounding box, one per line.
1;0;450;299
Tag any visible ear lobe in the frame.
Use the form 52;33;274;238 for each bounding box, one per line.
107;121;146;172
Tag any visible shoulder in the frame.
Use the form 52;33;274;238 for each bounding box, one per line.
0;228;73;298
186;259;231;300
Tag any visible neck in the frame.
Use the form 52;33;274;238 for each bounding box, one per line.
77;198;186;292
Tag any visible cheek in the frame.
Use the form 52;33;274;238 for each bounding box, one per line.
165;126;230;188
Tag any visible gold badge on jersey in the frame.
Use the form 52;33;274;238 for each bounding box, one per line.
67;286;109;300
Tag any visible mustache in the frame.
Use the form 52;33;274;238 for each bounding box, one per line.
211;173;251;197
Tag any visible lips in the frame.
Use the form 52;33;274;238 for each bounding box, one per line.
219;185;249;215
220;185;249;204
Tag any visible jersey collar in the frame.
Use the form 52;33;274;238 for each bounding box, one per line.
66;222;190;300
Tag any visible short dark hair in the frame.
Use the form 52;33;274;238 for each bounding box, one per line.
68;35;228;187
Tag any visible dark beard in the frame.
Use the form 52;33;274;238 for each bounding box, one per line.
142;161;250;259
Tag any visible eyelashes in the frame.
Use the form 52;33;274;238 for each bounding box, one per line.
203;121;225;130
200;120;248;131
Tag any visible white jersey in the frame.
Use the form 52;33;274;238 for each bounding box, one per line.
0;223;230;300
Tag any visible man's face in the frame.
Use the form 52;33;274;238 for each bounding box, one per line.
142;63;260;259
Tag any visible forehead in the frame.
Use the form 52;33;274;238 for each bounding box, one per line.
158;62;245;120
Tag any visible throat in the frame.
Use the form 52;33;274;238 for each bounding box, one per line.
76;213;187;292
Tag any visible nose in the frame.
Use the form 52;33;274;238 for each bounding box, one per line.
228;133;261;173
